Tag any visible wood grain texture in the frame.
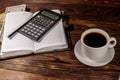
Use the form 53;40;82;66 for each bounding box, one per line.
0;0;120;80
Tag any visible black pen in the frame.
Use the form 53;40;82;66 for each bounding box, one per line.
8;29;19;39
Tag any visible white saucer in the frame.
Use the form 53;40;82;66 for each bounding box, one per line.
74;40;115;67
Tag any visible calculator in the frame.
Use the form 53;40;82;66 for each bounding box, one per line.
8;9;63;41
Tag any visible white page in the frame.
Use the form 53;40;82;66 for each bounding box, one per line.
1;12;34;52
34;10;68;51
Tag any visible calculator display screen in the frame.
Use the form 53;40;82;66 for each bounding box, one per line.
41;11;59;20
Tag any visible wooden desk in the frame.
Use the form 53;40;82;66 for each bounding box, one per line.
0;0;120;80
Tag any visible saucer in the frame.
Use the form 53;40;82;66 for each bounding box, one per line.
74;40;115;67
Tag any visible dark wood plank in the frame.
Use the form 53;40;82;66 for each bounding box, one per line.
0;0;120;80
0;52;119;80
0;0;120;23
0;68;64;80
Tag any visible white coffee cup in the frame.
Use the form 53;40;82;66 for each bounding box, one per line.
80;28;117;61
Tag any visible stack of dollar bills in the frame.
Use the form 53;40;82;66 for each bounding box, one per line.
0;4;26;48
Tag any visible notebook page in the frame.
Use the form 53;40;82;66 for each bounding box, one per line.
1;12;34;52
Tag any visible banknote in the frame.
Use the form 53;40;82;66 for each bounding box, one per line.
5;4;26;13
0;13;6;42
0;4;26;43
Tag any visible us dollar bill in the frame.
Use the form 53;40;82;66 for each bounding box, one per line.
5;4;26;13
0;4;26;43
0;13;6;43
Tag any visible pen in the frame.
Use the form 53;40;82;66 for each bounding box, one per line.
8;29;18;39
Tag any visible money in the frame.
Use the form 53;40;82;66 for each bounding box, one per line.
0;12;5;31
0;4;27;43
5;4;26;13
0;13;6;42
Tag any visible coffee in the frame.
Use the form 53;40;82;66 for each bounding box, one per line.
84;32;107;48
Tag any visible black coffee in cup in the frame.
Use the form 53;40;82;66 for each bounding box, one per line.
83;32;107;48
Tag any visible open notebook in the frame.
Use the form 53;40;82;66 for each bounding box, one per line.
0;10;69;59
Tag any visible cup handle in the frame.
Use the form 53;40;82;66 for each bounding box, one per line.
108;37;117;48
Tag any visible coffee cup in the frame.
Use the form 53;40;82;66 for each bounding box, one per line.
80;28;117;61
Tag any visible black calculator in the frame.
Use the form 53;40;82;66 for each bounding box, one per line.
8;9;63;41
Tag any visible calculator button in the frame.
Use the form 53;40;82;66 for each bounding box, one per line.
35;35;38;38
30;26;33;28
25;30;28;33
28;32;31;34
29;22;32;25
39;27;42;29
50;21;54;24
40;31;43;33
21;29;25;31
32;24;35;26
36;29;40;31
23;27;27;29
33;28;36;30
30;30;34;32
37;33;41;35
37;15;41;18
35;25;38;28
42;28;45;31
26;24;29;27
27;28;30;30
34;31;37;34
30;34;33;36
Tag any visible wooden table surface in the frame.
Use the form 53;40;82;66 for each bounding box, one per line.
0;0;120;80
